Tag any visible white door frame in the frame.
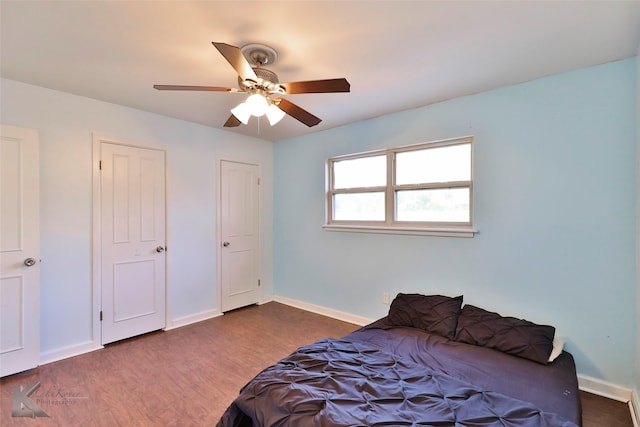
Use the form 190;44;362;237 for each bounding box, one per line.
92;134;169;346
216;158;263;313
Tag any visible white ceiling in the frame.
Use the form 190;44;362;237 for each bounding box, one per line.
1;1;639;142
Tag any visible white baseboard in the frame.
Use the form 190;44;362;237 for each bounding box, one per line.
40;340;102;365
577;374;639;425
38;309;221;365
259;294;275;305
166;308;221;330
578;374;633;402
273;295;374;327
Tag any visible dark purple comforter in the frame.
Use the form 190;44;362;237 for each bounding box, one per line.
218;321;581;427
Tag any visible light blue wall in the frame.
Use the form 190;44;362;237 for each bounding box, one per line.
274;59;636;387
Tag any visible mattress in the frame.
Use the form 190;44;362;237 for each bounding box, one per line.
217;317;581;427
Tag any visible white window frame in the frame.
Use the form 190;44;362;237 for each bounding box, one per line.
324;135;477;237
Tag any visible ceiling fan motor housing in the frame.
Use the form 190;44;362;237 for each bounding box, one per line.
238;67;283;95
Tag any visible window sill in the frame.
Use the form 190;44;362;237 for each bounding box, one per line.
322;224;477;238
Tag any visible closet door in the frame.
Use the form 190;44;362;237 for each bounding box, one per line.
99;142;166;344
220;160;260;312
0;125;40;377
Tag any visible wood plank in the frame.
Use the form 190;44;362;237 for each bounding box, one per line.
581;390;633;427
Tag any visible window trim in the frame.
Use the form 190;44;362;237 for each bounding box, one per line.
325;135;477;237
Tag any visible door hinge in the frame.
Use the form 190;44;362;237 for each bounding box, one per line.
258;279;261;287
99;311;103;321
257;177;261;186
99;160;102;170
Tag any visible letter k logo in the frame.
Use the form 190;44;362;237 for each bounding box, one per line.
12;381;50;418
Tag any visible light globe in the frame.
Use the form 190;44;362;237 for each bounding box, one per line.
246;94;268;117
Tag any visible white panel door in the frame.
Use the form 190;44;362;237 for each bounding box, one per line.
220;161;260;312
0;125;39;377
100;143;166;345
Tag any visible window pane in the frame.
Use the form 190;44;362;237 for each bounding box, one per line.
333;155;386;189
396;143;470;185
396;188;470;222
334;192;385;221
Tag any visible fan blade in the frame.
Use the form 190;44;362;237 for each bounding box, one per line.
153;85;240;92
212;42;257;82
275;98;322;127
223;115;241;127
280;78;350;94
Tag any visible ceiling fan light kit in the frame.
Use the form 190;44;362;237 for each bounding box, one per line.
230;102;251;125
154;41;350;128
266;103;286;125
245;93;269;116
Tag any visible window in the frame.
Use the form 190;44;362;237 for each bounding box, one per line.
325;136;475;237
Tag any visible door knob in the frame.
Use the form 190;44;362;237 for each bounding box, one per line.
24;258;37;267
222;241;230;247
156;246;166;253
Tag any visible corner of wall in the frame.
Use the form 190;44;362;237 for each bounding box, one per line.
635;47;640;422
631;390;639;427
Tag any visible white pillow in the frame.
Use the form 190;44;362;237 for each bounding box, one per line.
548;337;564;362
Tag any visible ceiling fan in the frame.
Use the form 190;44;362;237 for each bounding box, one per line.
154;42;350;128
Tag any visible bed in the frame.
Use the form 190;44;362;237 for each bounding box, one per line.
217;294;581;427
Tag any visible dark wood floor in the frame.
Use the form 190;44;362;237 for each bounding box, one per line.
0;302;634;426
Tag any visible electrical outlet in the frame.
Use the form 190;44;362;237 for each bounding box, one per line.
383;292;390;305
